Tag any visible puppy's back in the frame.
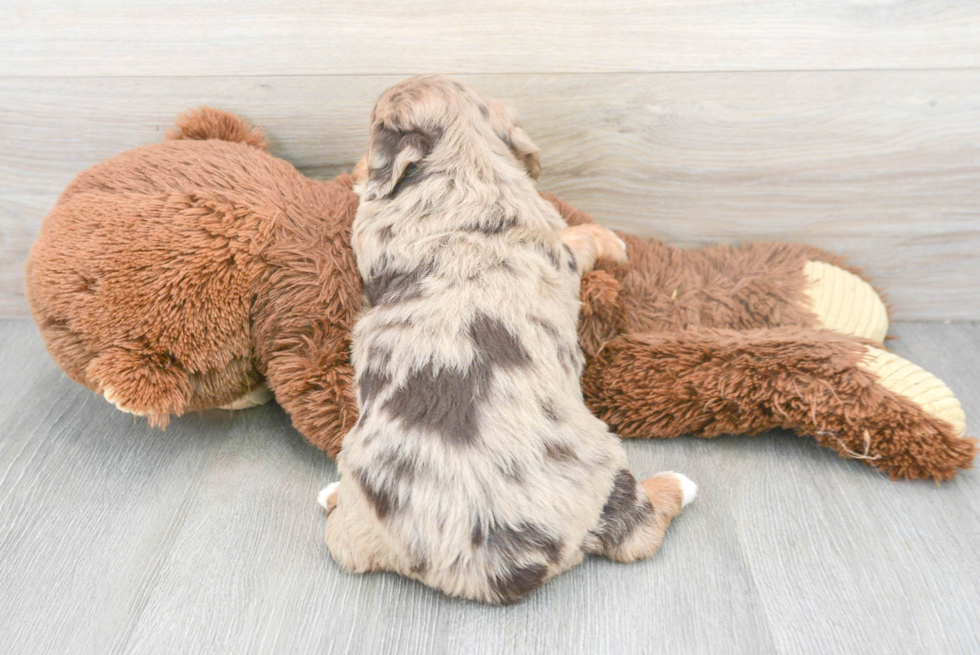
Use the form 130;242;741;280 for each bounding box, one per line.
328;74;632;604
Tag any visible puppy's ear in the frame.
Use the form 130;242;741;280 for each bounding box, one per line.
364;125;436;200
502;125;541;180
491;100;541;180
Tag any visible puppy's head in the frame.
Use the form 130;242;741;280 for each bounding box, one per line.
359;74;540;201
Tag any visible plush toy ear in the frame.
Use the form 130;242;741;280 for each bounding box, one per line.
364;125;436;200
500;124;541;181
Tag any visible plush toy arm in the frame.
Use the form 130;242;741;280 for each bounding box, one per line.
581;326;975;481
264;347;357;458
248;185;363;459
542;193;891;343
252;274;360;458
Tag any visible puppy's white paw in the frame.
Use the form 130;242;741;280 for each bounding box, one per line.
597;226;628;263
318;482;340;510
663;472;698;507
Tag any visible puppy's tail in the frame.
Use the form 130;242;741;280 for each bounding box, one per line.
165;107;269;150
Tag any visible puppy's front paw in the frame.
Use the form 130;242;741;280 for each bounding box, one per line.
591;225;628;264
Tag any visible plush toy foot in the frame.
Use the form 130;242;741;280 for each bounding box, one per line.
88;349;191;427
102;385;151;418
860;348;967;437
803;261;889;343
219;383;274;410
845;346;975;480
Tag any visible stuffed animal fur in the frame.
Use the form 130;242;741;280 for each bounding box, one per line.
25;107;976;481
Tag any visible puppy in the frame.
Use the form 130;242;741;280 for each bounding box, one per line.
319;75;696;604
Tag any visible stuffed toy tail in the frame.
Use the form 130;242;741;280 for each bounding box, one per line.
165;106;269;150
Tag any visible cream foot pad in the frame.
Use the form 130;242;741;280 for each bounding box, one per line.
220;383;274;410
861;348;967;436
803;261;889;344
102;385;148;416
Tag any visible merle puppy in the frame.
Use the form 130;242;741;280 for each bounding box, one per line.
318;75;696;604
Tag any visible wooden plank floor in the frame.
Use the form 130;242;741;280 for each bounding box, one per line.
4;1;980;76
1;318;978;654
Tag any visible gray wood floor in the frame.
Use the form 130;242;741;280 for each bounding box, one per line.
1;319;978;655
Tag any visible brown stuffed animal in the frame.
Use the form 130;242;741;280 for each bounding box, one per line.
25;108;976;481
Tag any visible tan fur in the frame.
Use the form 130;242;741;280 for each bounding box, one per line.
24;107;974;481
325;75;692;605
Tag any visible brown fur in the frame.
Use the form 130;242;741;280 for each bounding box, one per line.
27;109;361;440
581;328;976;481
25;108;975;481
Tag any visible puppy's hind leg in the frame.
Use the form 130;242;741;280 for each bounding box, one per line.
320;482;392;574
591;469;697;563
560;224;628;274
317;482;340;513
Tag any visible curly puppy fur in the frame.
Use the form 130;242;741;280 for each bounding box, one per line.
323;75;695;604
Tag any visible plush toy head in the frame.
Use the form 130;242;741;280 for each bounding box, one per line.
25;107;362;440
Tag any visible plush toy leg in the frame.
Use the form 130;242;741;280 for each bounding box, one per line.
860;348;967;437
581;327;976;481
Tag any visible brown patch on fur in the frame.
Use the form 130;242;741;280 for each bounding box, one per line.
324;487;339;514
486;522;563;564
540;398;561;423
377;313;532;447
543;440;577;463
363;260;434;307
484;522;563;604
353;466;400;520
381;359;489;446
594;469;654;549
490;563;548;605
469;313;532;370
641;476;684;520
